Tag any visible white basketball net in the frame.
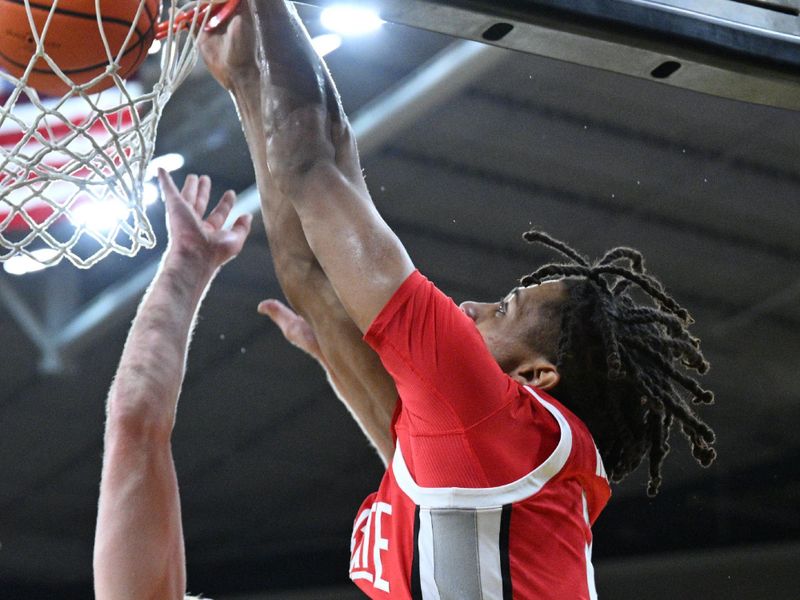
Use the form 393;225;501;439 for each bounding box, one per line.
0;0;222;268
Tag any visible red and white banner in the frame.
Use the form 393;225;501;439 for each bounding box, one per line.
1;86;140;231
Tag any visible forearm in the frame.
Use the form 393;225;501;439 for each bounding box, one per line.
216;2;403;454
230;74;320;286
319;318;397;465
301;281;397;463
94;435;185;600
232;77;397;459
108;256;213;432
249;1;413;336
95;169;250;600
251;0;339;123
96;254;213;600
250;0;353;187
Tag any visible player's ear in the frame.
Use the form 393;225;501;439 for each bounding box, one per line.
510;357;560;390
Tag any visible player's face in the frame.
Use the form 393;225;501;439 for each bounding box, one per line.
459;280;567;374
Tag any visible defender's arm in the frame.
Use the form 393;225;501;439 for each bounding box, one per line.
93;175;250;600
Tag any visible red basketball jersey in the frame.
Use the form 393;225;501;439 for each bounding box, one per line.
352;271;611;599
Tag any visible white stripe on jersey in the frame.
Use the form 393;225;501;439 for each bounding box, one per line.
417;507;506;600
418;508;441;600
476;507;505;600
392;387;572;509
583;491;599;600
585;541;598;600
595;445;608;480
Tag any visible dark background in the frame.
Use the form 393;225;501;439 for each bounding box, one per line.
1;2;799;598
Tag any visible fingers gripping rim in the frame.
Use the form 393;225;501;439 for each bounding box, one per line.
205;0;242;31
155;0;242;40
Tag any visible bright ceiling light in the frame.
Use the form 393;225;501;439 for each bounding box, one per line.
142;181;160;206
311;33;343;57
320;5;384;36
145;153;185;180
4;248;60;276
72;200;130;233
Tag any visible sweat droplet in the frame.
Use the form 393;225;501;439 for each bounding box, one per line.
219;333;226;340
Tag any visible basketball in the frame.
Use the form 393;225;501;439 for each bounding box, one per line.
0;0;160;96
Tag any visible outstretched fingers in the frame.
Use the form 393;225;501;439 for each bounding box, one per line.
157;169;183;206
195;175;212;216
219;213;253;252
258;299;299;342
181;173;199;206
258;298;293;322
258;299;322;359
211;210;251;265
230;213;252;238
159;171;252;267
206;190;237;230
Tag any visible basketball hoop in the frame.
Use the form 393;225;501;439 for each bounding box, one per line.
0;0;240;269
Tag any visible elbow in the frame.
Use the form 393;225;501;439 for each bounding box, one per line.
106;406;174;446
106;383;176;444
270;158;346;226
268;153;339;202
265;107;352;197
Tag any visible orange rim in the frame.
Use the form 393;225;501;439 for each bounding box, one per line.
154;0;242;41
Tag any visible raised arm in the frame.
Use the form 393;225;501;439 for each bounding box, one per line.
93;173;251;600
249;0;415;333
199;5;398;461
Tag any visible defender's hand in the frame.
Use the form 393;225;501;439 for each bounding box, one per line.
198;1;258;91
158;170;252;273
258;299;324;362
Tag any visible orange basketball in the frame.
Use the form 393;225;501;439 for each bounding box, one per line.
0;0;160;96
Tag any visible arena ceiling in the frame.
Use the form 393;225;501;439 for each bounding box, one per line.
1;1;799;597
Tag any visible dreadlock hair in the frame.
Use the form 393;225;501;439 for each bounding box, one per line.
520;230;716;496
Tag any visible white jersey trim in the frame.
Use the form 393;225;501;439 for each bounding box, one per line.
582;491;599;600
417;509;442;600
391;386;573;508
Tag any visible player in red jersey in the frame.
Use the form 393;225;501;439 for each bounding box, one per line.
202;2;716;597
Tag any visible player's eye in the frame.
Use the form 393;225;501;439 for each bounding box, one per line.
496;287;518;317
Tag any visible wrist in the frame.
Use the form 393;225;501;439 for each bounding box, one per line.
160;250;217;297
230;72;260;105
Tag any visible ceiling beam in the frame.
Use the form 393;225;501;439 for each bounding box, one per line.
0;277;62;373
300;0;800;111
